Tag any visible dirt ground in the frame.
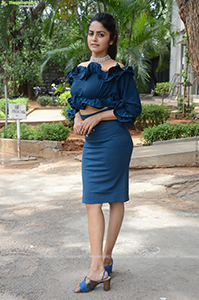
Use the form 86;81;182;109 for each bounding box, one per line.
0;154;199;300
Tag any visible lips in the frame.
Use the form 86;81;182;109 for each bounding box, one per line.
91;43;99;47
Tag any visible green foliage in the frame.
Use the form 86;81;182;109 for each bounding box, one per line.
1;122;70;141
0;98;29;115
0;7;46;94
155;82;174;103
0;111;5;118
0;0;172;96
177;98;196;115
58;91;71;106
141;121;199;145
134;104;171;130
61;101;73;125
0;2;69;98
37;95;53;107
40;0;172;92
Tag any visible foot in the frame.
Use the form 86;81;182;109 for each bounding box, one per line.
72;270;109;293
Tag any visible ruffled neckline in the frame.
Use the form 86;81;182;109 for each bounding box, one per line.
67;62;135;83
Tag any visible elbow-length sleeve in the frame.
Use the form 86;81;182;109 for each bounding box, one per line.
114;68;142;127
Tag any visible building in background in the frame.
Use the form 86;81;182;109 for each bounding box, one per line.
170;1;198;97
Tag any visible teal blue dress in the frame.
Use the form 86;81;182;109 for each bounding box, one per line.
67;62;141;204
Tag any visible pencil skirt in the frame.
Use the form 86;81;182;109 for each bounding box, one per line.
81;113;133;204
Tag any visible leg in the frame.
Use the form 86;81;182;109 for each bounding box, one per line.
73;203;108;292
86;203;105;278
103;202;124;265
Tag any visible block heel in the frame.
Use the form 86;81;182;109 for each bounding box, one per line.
103;277;111;291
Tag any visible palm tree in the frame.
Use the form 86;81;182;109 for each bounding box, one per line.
0;0;172;96
41;0;172;91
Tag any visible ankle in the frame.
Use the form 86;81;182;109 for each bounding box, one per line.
103;254;112;265
90;259;104;273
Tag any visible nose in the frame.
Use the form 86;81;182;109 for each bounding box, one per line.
92;33;98;41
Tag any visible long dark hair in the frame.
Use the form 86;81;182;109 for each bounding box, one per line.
89;13;118;60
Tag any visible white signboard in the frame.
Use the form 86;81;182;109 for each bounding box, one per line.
9;104;26;119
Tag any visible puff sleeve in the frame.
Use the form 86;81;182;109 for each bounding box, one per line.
114;70;142;127
66;69;79;121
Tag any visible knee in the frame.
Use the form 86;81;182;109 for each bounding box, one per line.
109;202;124;210
86;203;102;213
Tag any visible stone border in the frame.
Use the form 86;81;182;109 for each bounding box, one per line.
0;138;62;158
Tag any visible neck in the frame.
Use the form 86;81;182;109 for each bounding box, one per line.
90;54;111;63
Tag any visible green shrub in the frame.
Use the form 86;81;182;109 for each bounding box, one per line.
58;91;71;106
0;111;5;118
134;104;171;130
37;95;53;107
155;82;174;104
1;122;70;141
62;101;73;124
0;98;29;115
141;121;199;145
177;98;196;116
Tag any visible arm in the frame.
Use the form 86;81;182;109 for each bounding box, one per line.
113;69;142;127
79;109;117;135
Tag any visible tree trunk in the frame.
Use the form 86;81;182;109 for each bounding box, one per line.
175;0;199;84
102;0;107;12
31;0;45;20
74;6;87;46
18;82;28;98
27;82;34;100
97;1;101;13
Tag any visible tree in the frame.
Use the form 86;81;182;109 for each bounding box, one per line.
0;1;61;99
155;82;174;104
42;0;172;92
175;0;199;85
0;0;172;96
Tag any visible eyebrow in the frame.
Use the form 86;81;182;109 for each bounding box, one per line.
88;30;106;34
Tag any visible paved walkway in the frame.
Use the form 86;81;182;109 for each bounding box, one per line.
1;96;199;299
0;156;199;299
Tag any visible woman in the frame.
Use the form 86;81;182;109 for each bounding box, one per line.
67;12;141;293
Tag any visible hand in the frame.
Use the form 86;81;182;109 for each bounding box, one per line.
79;114;101;135
73;113;83;135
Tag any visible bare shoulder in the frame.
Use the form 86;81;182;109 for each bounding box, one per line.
104;60;124;71
108;60;124;69
117;62;125;68
78;61;90;67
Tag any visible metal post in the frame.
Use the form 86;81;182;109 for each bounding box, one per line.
3;76;9;128
4;83;8;128
17;119;21;159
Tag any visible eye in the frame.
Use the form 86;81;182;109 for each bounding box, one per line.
88;32;93;36
98;33;104;37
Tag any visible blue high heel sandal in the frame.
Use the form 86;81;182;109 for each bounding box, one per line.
104;258;113;276
72;270;111;293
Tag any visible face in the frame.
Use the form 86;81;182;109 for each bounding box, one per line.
87;21;114;57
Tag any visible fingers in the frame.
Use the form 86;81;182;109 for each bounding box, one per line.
74;127;83;135
80;121;94;136
73;120;83;135
74;115;99;136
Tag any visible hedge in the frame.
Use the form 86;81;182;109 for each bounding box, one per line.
1;122;70;141
141;121;199;145
134;104;171;130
